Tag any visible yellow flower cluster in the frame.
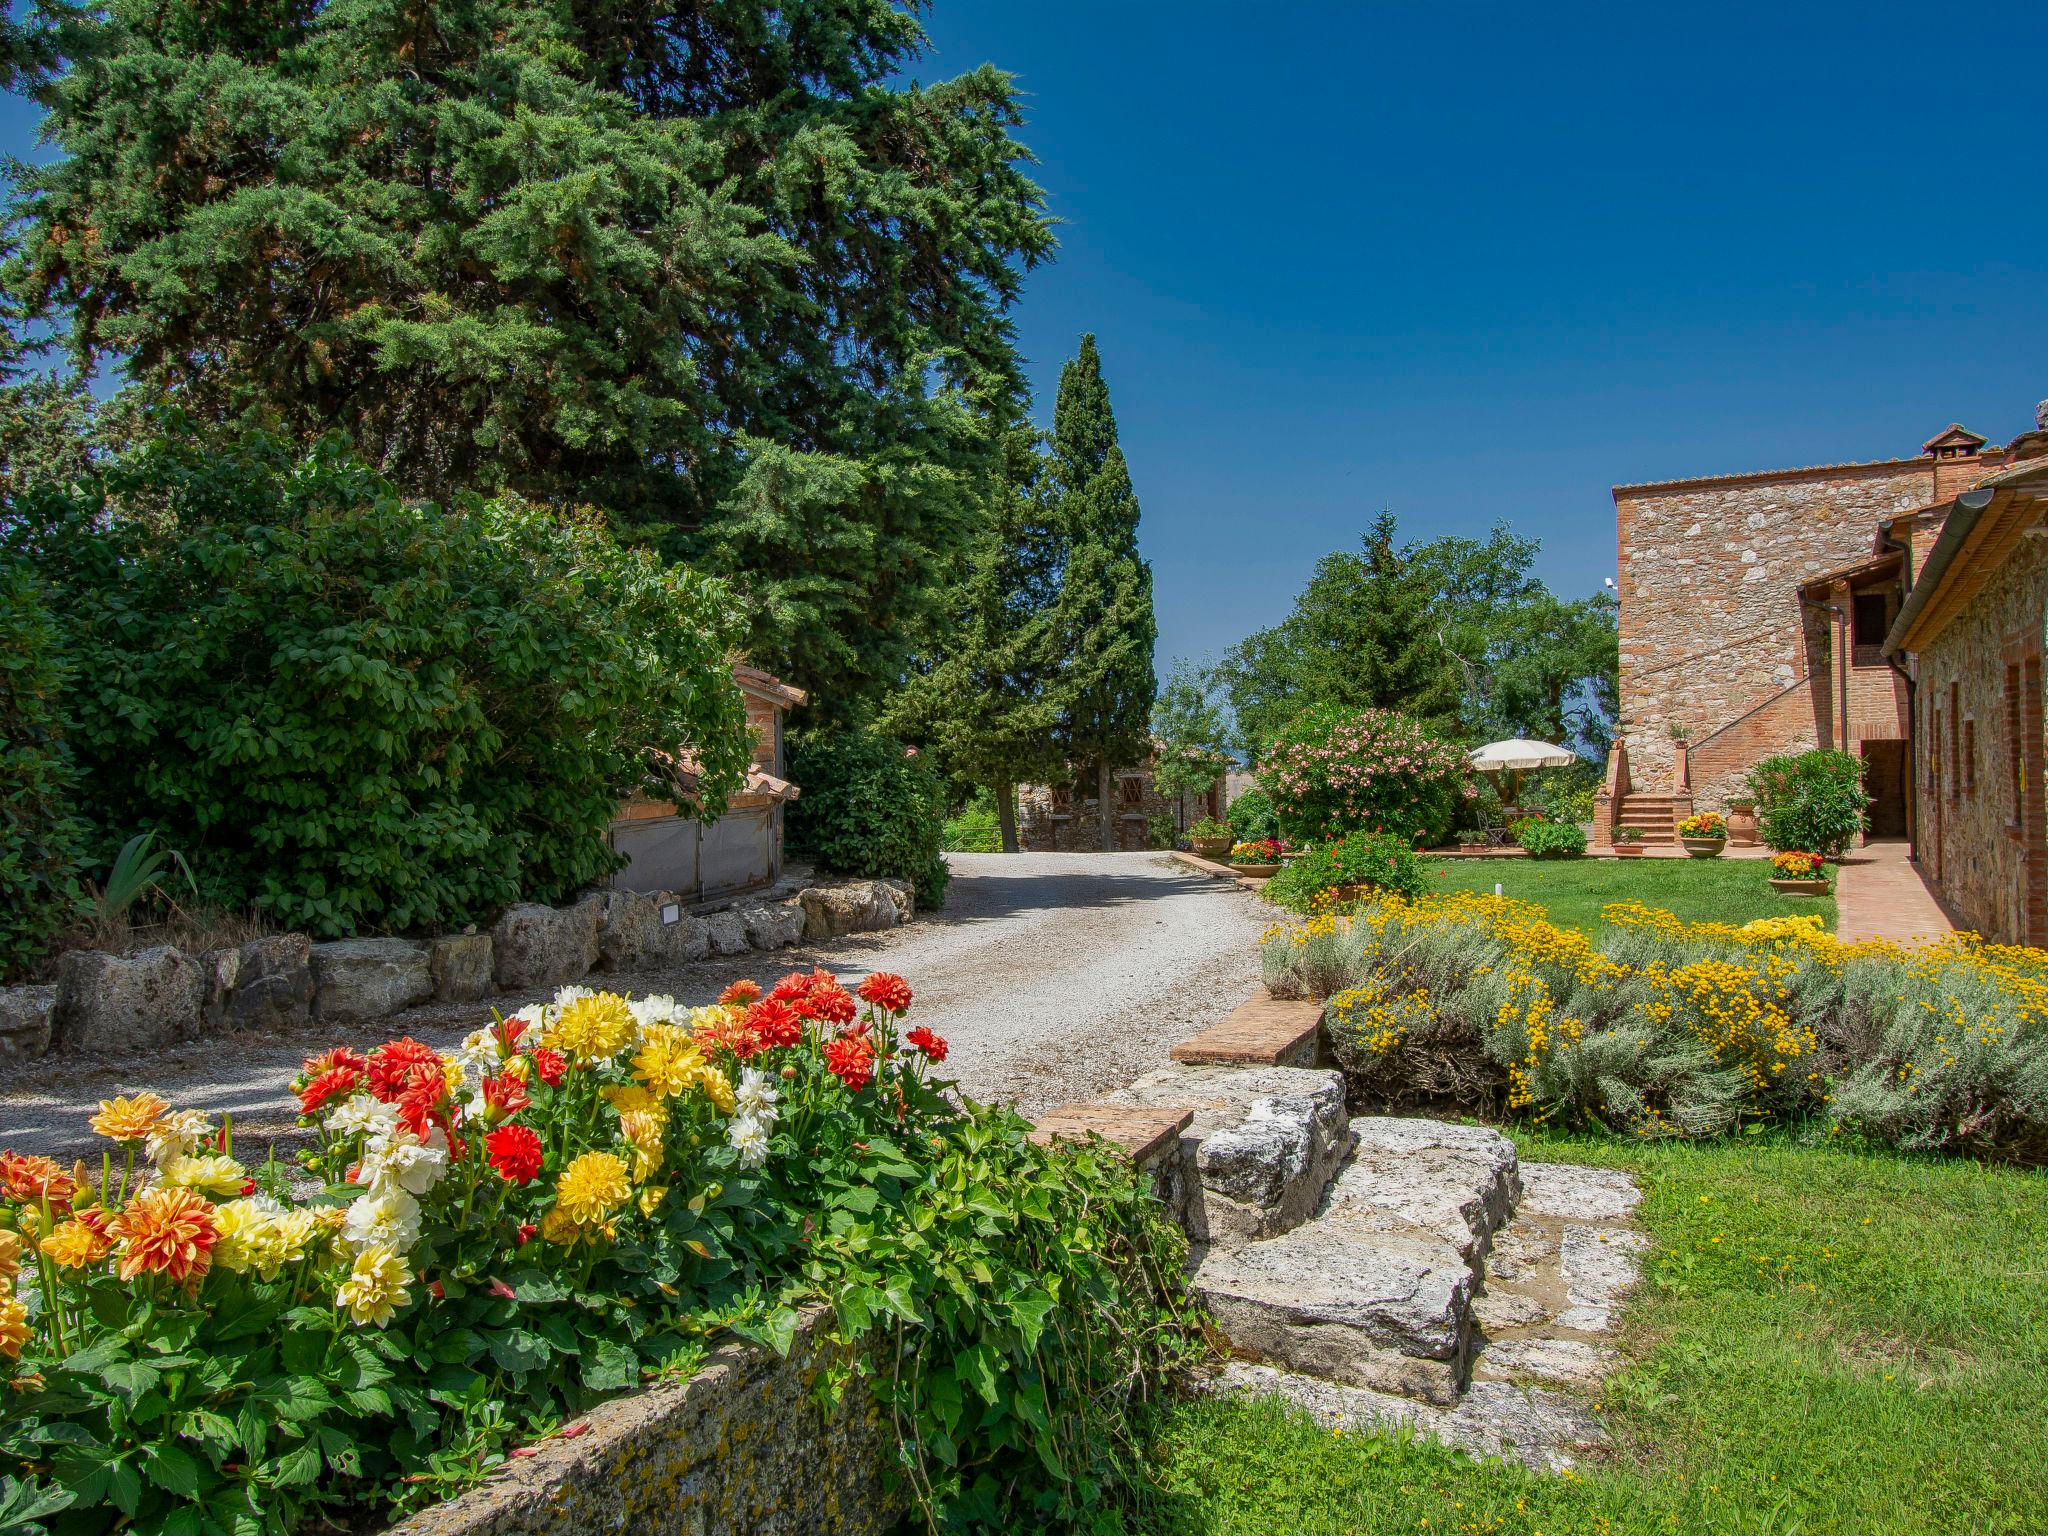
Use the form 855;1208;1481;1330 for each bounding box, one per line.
544;992;637;1061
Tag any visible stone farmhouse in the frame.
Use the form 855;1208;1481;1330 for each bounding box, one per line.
1598;406;2048;944
1019;750;1230;852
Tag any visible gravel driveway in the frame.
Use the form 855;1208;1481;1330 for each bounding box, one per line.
1;852;1268;1162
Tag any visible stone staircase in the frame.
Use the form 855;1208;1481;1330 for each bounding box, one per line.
1035;993;1647;1471
1613;791;1679;844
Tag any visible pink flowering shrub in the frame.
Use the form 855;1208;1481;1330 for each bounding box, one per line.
1257;703;1468;845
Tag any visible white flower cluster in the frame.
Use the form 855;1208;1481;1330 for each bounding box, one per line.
726;1067;780;1170
141;1107;250;1198
322;1094;450;1261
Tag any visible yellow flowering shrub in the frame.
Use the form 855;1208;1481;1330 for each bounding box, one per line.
1263;891;2048;1157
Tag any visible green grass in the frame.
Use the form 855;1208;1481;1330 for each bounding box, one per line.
1425;855;1837;934
1124;1129;2048;1535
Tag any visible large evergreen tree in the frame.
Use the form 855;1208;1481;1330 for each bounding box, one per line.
5;0;1052;715
1045;335;1154;850
885;422;1063;851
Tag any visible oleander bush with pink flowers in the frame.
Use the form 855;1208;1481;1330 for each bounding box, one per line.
1256;703;1469;847
0;972;1194;1536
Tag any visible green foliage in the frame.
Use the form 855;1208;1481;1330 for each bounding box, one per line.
1225;786;1280;842
1515;820;1587;859
1257;703;1468;846
1150;660;1231;817
942;791;1003;854
0;558;83;977
1045;336;1156;844
1187;816;1232;842
788;730;950;909
1750;749;1870;857
14;430;749;935
1264;832;1427;912
11;1;1053;716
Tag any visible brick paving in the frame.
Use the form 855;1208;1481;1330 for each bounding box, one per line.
1170;989;1324;1067
1833;839;1958;944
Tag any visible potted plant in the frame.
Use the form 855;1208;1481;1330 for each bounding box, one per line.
1726;797;1759;847
1229;838;1286;877
1611;826;1646;857
1676;810;1728;858
1767;849;1830;894
1456;829;1490;852
1187;816;1234;861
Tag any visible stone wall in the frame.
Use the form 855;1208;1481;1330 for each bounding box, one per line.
1;878;913;1061
1018;769;1224;853
1614;458;1937;805
1912;533;2048;944
385;1307;902;1536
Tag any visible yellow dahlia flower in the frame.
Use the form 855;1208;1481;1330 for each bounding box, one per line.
89;1093;170;1143
157;1153;249;1199
554;1152;631;1226
545;993;635;1062
695;1065;736;1116
0;1292;27;1360
335;1244;411;1328
631;1026;704;1099
36;1219;111;1270
0;1230;23;1281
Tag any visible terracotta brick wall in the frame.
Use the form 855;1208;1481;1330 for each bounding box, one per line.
1913;534;2048;945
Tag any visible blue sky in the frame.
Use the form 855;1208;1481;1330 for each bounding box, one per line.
4;3;2042;681
911;0;2048;673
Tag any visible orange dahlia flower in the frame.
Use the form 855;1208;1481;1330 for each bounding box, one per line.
109;1186;219;1285
0;1152;76;1206
857;973;913;1015
37;1218;112;1270
716;979;762;1007
89;1093;170;1143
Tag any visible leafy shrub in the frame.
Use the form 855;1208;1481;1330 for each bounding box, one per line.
1515;820;1587;859
0;560;84;977
1751;749;1869;857
1187;815;1232;842
1146;812;1179;850
1262;895;2048;1161
0;973;1194;1533
788;730;949;908
1257;703;1466;845
1265;831;1427;911
1225;785;1279;842
12;431;749;936
942;790;1002;853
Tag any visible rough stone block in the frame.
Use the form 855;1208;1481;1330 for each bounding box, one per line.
652;905;712;964
430;934;495;1004
0;984;55;1060
1517;1162;1643;1222
1196;1224;1474;1406
596;893;663;971
1326;1118;1522;1266
492;899;602;992
52;946;205;1053
704;909;750;957
739;899;806;951
797;880;911;941
203;933;314;1033
1556;1225;1650;1331
1106;1064;1352;1247
311;938;433;1025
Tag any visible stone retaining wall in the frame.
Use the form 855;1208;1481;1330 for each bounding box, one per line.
1;877;915;1060
385;1307;903;1536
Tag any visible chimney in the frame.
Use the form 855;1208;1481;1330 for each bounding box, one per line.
1923;422;1991;501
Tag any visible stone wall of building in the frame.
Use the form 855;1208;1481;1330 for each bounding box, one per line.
1018;769;1225;853
1912;533;2048;945
1614;458;1937;804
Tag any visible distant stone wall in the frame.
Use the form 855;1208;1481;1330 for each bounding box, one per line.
1019;770;1224;853
386;1306;903;1536
1912;533;2048;945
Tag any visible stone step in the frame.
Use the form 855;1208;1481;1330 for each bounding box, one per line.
1215;1362;1607;1473
1171;989;1325;1068
1326;1118;1522;1268
1104;1064;1353;1248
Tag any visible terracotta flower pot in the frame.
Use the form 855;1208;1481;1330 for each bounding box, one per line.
1611;843;1646;857
1190;837;1232;860
1681;836;1726;859
1231;862;1282;878
1768;877;1830;895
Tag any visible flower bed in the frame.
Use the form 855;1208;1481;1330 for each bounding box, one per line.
0;973;1193;1535
1261;892;2048;1160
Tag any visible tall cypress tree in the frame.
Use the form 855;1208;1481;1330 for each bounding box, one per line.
886;423;1063;851
1046;335;1155;850
5;0;1052;716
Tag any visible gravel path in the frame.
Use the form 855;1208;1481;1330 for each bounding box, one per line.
1;852;1268;1162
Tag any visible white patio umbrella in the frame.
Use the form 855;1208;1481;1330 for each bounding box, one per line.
1467;738;1577;811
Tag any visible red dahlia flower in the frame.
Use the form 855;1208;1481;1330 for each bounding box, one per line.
744;998;803;1050
480;1073;531;1122
298;1066;363;1116
766;970;812;1004
367;1038;442;1100
0;1151;77;1205
717;979;762;1007
301;1046;367;1078
486;1125;545;1185
905;1026;948;1063
823;1035;876;1092
800;978;857;1027
857;973;913;1014
530;1047;568;1087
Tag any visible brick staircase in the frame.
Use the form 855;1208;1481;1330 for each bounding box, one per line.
1613;791;1678;844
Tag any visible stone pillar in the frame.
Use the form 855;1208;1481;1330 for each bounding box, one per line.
1591;738;1629;851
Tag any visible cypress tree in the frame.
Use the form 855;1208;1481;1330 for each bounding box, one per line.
5;0;1052;716
1045;335;1155;850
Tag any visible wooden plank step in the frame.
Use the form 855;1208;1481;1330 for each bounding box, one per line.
1028;1102;1193;1164
1172;988;1325;1068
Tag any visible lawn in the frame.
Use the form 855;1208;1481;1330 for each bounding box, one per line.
1426;855;1838;933
1124;1129;2048;1536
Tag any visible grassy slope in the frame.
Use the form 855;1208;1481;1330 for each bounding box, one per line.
1127;1128;2048;1535
1425;856;1839;934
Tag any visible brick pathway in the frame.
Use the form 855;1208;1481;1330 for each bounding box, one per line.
1833;839;1957;944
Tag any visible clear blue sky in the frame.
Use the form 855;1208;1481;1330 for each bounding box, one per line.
911;0;2048;673
4;2;2042;681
